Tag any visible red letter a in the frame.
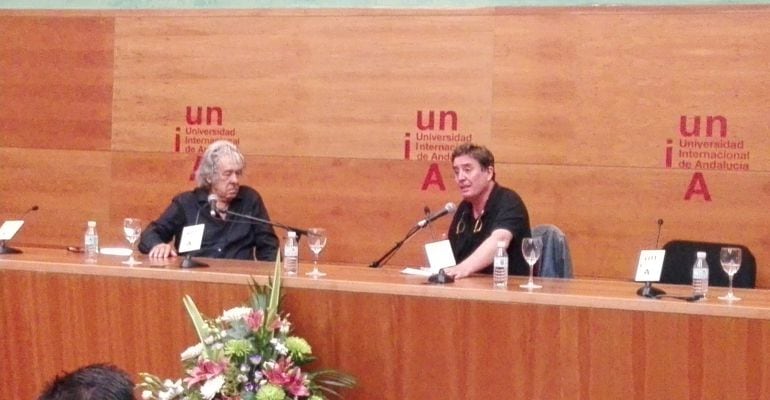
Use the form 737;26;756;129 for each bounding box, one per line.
421;163;446;191
684;172;712;201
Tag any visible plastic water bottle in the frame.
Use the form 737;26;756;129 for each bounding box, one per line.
493;241;508;288
692;251;709;299
84;221;99;263
283;231;299;275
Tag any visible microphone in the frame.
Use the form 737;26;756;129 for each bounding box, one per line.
20;205;39;219
0;205;39;255
416;202;456;228
636;217;666;298
655;218;664;249
369;202;455;268
423;205;436;240
208;194;218;217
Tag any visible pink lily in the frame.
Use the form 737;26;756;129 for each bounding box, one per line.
184;360;228;387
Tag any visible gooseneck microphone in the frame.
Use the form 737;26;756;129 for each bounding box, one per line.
369;202;455;268
636;217;667;299
655;218;664;249
208;194;218;217
220;208;309;237
416;202;456;228
0;205;40;255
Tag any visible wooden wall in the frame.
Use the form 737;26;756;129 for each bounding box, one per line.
1;7;769;285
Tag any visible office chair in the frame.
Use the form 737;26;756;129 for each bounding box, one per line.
660;240;756;288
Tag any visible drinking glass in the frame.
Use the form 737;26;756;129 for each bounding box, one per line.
122;218;142;265
718;247;742;301
519;237;543;289
305;228;327;278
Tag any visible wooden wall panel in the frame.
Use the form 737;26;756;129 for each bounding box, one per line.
492;8;770;169
0;16;113;150
0;148;111;248
111;14;494;158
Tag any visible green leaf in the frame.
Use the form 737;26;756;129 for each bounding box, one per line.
260;253;282;330
183;295;210;344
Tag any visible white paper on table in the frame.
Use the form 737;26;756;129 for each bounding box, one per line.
400;267;433;277
0;220;24;241
99;247;133;256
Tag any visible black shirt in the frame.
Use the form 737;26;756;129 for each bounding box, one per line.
138;186;279;261
448;183;531;275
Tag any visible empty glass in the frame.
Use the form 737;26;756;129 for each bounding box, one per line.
305;228;327;278
122;218;142;265
718;247;742;301
520;237;543;289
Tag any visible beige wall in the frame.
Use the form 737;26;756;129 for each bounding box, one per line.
1;7;769;285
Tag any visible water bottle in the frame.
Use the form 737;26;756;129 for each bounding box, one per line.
493;241;509;288
692;251;709;299
84;221;99;263
283;231;299;275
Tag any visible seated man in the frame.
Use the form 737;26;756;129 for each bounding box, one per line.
443;143;531;279
37;363;134;400
139;140;279;261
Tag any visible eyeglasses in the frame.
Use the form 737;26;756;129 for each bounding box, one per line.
455;211;484;235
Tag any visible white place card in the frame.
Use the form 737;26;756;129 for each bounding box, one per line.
178;224;205;254
0;220;24;241
424;239;456;273
634;249;666;282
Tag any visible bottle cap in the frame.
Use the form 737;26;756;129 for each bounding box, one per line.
287;231;297;238
497;241;506;247
697;251;706;258
87;221;96;227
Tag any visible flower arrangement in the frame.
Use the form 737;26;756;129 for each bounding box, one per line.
139;258;356;400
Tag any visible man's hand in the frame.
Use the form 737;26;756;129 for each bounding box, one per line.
148;243;177;258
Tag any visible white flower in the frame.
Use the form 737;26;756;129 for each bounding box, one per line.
279;318;291;334
180;343;204;361
199;375;225;400
221;306;253;322
157;379;184;400
270;338;288;355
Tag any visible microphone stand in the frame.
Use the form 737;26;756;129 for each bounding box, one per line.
181;252;208;268
0;240;22;255
222;209;309;237
636;281;666;298
369;224;422;268
0;206;38;255
636;218;666;298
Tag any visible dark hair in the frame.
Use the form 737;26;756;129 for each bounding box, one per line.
451;142;495;170
37;363;135;400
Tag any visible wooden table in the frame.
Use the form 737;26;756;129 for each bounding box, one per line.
2;247;769;399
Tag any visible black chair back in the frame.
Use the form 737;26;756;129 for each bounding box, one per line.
660;240;756;288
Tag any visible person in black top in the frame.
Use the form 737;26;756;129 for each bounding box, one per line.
138;140;279;261
443;143;531;279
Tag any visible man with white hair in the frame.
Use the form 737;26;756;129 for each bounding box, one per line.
139;140;278;261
